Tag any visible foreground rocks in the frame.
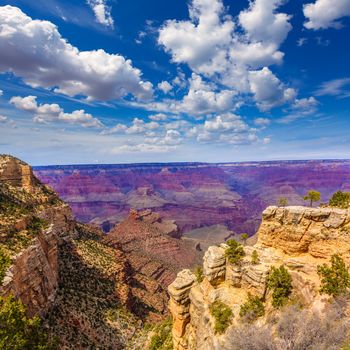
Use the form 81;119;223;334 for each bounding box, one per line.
169;205;350;350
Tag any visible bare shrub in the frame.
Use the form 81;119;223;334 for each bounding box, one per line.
225;302;350;350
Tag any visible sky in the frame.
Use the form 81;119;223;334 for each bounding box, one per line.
0;0;349;165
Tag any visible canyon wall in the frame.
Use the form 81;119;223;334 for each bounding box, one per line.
0;155;74;316
168;205;350;350
34;160;350;250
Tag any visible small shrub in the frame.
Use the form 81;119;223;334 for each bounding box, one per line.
149;317;173;350
27;217;49;236
277;197;288;207
317;254;350;297
240;233;249;245
194;266;204;283
225;239;245;265
251;250;259;265
0;247;11;284
266;266;293;308
329;191;350;209
209;300;233;334
239;293;265;322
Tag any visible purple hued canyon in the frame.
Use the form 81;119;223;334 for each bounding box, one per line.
34;159;350;248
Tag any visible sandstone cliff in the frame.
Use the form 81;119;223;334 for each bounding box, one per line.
0;154;74;316
168;205;350;350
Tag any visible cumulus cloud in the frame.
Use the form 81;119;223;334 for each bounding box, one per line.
148;113;168;121
190;113;259;145
0;115;7;123
254;117;271;127
157;81;173;94
249;67;296;111
0;6;153;101
103;117;159;135
10;95;103;128
239;0;292;46
87;0;114;28
0;90;3;96
303;0;350;30
158;0;295;111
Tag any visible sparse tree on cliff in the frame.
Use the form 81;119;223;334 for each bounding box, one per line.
251;250;260;265
278;197;288;207
225;239;245;265
317;254;350;297
240;233;249;245
266;266;293;308
303;190;321;207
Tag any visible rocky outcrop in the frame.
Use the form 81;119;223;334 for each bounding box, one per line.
0;155;37;193
0;155;74;316
169;205;350;350
105;208;201;320
258;206;350;260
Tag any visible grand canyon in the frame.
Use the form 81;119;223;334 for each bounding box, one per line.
35;160;350;248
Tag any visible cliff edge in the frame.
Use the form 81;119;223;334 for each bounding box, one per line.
169;205;350;350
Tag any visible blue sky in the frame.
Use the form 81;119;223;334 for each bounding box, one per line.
0;0;349;165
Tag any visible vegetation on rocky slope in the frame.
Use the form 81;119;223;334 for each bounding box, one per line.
209;300;233;334
0;295;56;350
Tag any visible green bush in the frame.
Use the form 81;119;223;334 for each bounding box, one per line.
149;317;173;350
251;250;259;265
0;295;56;350
225;239;245;265
329;191;350;209
317;254;350;297
277;197;288;207
194;266;204;283
27;217;49;236
239;293;265;323
266;265;293;308
209;301;233;334
0;247;11;284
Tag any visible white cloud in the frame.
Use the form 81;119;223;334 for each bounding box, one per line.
303;0;350;30
148;113;168;121
315;78;350;98
254;117;271;127
263;137;271;144
204;113;248;133
192;113;259;145
0;115;7;123
0;90;3;96
157;81;173;94
239;0;292;46
297;38;308;46
158;0;295;111
111;143;176;154
0;6;152;101
10;95;103;128
278;97;319;124
103;117;159;135
249;67;296;111
87;0;114;28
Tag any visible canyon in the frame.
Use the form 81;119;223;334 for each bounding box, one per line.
34;160;350;249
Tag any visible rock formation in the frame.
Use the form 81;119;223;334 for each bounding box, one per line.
168;205;350;350
105;208;201;320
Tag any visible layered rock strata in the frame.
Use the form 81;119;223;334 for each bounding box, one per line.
169;205;350;350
